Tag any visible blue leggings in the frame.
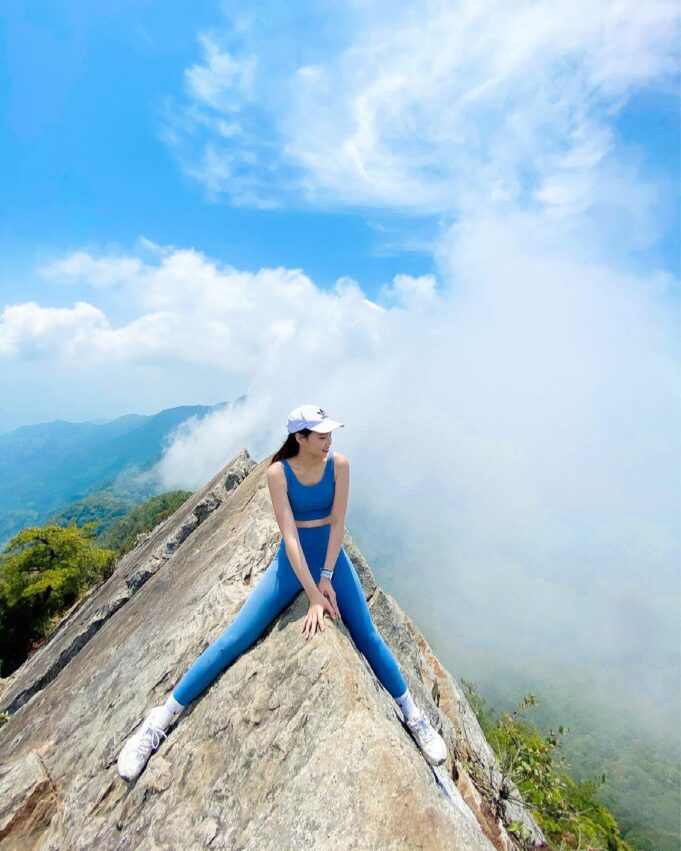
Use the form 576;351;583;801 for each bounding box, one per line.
172;525;407;706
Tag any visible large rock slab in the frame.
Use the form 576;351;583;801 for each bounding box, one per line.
0;451;254;715
0;450;546;850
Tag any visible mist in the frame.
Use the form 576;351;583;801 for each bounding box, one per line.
141;205;679;739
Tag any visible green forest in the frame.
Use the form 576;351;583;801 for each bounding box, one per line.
0;490;191;677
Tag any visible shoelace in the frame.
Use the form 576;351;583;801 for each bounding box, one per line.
409;711;436;743
135;722;167;759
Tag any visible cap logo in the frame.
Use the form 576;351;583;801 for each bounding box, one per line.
317;407;328;419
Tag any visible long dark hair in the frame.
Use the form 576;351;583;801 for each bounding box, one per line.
269;429;312;465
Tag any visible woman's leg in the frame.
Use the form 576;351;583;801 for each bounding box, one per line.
331;547;408;699
172;546;302;706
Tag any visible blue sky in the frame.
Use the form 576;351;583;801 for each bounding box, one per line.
0;1;438;317
1;2;679;331
0;1;678;479
1;0;680;737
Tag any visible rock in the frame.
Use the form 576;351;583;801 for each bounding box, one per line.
0;751;58;849
0;451;254;715
0;449;546;850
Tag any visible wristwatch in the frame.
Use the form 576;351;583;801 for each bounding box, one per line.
321;568;334;580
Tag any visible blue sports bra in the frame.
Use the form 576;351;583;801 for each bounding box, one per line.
281;450;335;520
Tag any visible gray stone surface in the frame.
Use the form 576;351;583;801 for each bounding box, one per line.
0;449;547;850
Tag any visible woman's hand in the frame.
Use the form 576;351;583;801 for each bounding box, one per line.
318;576;341;621
302;588;340;641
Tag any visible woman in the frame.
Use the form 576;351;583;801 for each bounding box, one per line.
118;404;447;782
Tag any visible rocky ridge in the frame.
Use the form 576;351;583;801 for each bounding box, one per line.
0;449;547;850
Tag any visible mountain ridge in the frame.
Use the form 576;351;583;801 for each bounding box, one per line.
0;401;234;546
0;448;546;850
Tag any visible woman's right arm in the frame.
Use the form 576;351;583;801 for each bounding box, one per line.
266;462;323;604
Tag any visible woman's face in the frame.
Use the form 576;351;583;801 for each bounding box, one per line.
301;430;332;457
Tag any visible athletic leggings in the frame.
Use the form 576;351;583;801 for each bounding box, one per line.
172;524;408;706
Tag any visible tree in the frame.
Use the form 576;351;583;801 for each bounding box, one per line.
460;679;633;850
0;522;116;676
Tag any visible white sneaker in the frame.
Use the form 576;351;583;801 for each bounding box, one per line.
117;706;174;782
405;708;448;766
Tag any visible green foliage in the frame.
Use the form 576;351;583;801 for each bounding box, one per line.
96;490;192;556
0;522;117;677
473;670;681;851
0;489;192;679
47;492;133;538
460;679;634;851
47;488;192;557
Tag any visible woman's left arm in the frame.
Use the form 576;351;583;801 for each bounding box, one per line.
322;452;350;574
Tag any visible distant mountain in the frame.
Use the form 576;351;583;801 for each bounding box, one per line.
0;400;238;547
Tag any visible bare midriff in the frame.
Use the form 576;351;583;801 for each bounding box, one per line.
295;514;332;528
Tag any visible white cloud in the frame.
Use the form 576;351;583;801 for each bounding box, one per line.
185;33;257;113
377;273;439;309
0;300;109;357
3;246;388;370
38;251;146;288
153;213;677;730
160;0;679;223
283;0;678;216
4;208;679;732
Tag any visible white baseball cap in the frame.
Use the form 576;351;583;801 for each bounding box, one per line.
287;404;345;434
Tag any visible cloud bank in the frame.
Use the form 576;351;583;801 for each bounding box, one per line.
3;207;677;737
